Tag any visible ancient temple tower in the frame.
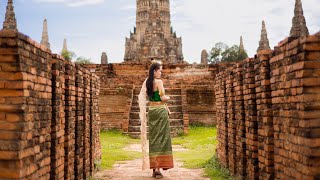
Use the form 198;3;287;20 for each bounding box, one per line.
62;38;68;52
239;36;245;51
201;49;208;64
101;52;108;64
124;0;184;63
41;19;50;49
290;0;309;38
257;20;271;53
3;0;17;30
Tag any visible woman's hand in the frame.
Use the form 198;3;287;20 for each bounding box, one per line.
161;95;170;102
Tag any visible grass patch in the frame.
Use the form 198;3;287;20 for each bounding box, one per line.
100;130;141;169
172;126;217;168
204;155;234;180
172;126;234;180
100;126;235;179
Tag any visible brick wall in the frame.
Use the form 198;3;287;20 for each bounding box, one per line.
215;32;320;179
186;85;216;126
82;63;218;131
99;85;133;131
0;30;101;179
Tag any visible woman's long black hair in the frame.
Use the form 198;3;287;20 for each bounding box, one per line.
146;62;162;98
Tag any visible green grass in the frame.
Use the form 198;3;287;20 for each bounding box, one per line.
100;130;141;169
172;126;234;180
100;126;234;179
172;126;217;168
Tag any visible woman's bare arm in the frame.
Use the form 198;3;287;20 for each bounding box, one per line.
157;79;170;102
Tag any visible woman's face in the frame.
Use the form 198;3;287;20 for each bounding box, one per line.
154;66;162;79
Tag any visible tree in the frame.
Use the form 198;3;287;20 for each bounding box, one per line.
209;42;228;64
209;42;249;64
61;49;76;61
75;56;93;64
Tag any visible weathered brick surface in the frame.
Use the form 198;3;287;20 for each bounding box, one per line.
91;73;101;174
255;50;274;179
64;60;76;180
0;30;52;179
243;58;259;179
214;69;228;168
75;65;84;179
0;30;101;179
51;55;66;180
99;85;133;131
186;85;216;126
215;33;320;179
82;63;218;135
233;62;247;177
271;35;320;179
226;67;236;174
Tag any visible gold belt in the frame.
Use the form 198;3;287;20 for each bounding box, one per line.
149;101;166;106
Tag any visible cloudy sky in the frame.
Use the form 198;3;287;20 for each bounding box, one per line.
1;0;319;64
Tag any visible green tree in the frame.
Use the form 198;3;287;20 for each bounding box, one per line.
209;42;228;64
61;49;76;61
209;42;248;64
75;56;93;64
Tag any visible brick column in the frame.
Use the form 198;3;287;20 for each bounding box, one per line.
233;62;247;177
75;65;84;179
254;50;274;179
226;67;236;174
0;30;52;179
83;69;91;179
243;58;259;179
64;61;76;179
51;55;66;180
92;74;101;168
214;71;228;167
271;35;320;179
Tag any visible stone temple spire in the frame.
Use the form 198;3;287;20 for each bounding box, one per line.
201;49;208;64
239;36;244;51
62;39;68;52
41;19;50;49
3;0;17;30
257;20;271;53
124;0;183;63
290;0;309;38
101;52;108;64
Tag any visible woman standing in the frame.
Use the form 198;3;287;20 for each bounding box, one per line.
138;60;174;179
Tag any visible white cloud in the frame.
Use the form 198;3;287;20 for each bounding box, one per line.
33;0;105;7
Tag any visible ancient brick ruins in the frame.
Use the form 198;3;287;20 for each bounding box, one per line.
0;30;101;179
215;31;320;180
0;1;101;178
124;0;184;63
0;30;102;179
83;63;218;138
214;0;320;178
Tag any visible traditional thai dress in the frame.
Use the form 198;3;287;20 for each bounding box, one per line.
148;91;174;170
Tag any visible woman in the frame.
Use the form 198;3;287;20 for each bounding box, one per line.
138;60;174;179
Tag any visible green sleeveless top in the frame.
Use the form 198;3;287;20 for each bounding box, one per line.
149;91;162;102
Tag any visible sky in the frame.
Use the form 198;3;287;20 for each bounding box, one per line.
0;0;319;64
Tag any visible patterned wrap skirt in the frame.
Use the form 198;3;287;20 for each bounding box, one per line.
148;104;174;170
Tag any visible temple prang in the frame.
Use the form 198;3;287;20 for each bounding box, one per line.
257;20;271;53
239;36;245;51
41;19;50;49
124;0;184;64
290;0;309;38
3;0;17;30
201;49;208;64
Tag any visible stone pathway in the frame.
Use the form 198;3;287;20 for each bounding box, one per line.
94;144;210;180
